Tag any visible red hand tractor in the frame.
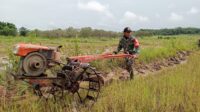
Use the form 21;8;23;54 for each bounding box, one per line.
12;43;135;103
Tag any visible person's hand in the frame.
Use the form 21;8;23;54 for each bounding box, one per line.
124;51;129;54
132;54;138;59
113;51;118;54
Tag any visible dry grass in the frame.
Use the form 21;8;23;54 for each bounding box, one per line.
0;35;199;112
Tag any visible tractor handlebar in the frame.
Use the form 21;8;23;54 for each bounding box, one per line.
69;53;137;63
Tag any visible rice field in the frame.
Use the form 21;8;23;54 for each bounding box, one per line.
0;34;199;112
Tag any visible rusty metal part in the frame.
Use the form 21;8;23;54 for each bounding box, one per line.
22;52;47;77
73;67;101;103
13;62;101;103
33;83;64;101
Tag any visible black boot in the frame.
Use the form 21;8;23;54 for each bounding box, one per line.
130;71;134;80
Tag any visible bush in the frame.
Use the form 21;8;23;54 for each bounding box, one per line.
19;27;29;36
0;21;17;36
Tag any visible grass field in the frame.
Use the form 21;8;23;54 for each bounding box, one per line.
0;35;198;68
0;35;200;112
90;51;200;112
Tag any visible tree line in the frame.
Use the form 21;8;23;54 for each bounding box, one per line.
0;21;121;38
1;21;200;37
135;27;200;36
28;27;121;38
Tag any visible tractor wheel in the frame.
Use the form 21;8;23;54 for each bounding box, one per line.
73;67;101;103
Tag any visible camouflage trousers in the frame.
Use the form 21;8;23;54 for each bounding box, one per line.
125;57;134;80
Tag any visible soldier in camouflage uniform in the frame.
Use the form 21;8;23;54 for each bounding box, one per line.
114;27;139;79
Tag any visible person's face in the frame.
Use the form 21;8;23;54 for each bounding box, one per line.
124;31;132;37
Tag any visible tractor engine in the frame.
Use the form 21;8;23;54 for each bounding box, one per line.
13;43;61;76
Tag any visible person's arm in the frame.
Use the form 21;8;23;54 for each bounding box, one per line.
133;38;140;54
113;38;123;54
134;47;140;54
117;39;123;53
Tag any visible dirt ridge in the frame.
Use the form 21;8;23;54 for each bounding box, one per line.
101;50;191;83
135;51;190;74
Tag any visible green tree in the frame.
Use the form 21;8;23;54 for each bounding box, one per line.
19;27;29;36
65;27;78;37
0;21;17;36
79;27;92;37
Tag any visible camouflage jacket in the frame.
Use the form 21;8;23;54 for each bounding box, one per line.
117;36;139;54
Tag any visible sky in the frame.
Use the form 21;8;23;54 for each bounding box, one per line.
0;0;200;31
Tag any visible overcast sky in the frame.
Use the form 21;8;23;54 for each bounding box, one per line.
0;0;200;31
